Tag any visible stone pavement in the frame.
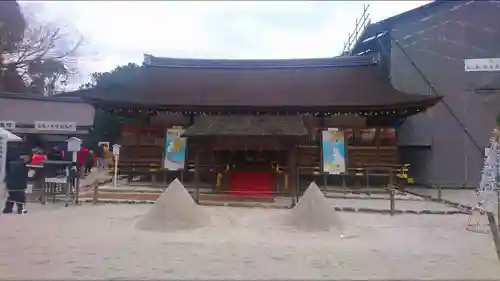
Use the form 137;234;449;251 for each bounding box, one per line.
79;170;113;190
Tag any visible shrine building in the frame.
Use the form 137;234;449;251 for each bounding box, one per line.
63;53;441;199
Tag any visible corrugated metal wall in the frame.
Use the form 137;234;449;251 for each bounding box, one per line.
389;1;500;187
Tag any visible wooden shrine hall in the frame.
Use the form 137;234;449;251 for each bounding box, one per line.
65;54;441;199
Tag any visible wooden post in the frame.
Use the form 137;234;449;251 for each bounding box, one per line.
92;184;99;204
288;145;297;207
486;212;500;260
389;188;395;216
389;167;394;189
74;176;80;204
365;168;370;189
194;146;201;204
38;167;46;205
497;188;500;228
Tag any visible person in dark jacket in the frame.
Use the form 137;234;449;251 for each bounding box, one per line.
2;150;30;214
84;149;95;175
47;144;64;161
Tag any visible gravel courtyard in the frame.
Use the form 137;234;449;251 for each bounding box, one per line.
0;204;499;280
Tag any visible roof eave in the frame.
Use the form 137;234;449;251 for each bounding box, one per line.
81;97;442;116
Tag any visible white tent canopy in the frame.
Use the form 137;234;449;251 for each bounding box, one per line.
0;128;22;142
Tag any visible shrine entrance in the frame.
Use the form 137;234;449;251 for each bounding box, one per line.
213;150;285;197
217;150;286;172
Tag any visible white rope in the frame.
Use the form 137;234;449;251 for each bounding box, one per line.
476;129;500;211
467;129;500;233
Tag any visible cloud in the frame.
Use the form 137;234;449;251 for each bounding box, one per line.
20;1;430;88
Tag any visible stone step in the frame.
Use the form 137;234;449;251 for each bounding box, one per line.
81;192;275;203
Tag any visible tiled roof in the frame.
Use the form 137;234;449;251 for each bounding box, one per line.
66;54;441;115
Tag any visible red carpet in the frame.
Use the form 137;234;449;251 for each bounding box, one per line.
229;171;274;197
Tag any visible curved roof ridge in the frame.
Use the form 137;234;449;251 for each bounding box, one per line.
143;53;380;69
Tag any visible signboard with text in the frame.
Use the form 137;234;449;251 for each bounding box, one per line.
35;121;76;131
0;121;16;130
465;58;500;72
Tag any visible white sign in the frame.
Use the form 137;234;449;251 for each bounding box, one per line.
112;144;121;188
0;121;16;130
44;177;67;184
66;137;82;152
0;132;7;184
166;127;184;138
98;141;110;148
464;58;500;72
26;183;33;194
112;144;121;156
35;121;76;131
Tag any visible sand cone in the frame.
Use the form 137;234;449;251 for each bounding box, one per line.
287;182;344;232
135;178;209;232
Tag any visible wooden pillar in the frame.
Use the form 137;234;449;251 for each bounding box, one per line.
194;145;201;204
92;184;99;204
288;144;297;207
375;127;381;163
38;167;46;205
389;188;395;216
319;114;326;187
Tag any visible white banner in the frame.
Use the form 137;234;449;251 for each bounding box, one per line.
164;127;186;171
35;121;76;131
0;131;8;185
464;58;500;72
0;121;16;130
321;129;346;175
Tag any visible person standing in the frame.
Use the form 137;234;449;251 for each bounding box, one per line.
47;143;64;161
84;149;96;175
2;150;30;214
77;145;89;177
95;144;106;170
30;149;46;165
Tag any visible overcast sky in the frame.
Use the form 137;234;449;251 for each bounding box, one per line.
21;1;429;87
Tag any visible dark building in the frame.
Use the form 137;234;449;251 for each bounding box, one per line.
350;0;500;187
0;92;96;149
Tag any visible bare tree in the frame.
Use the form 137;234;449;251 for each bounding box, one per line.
0;3;84;95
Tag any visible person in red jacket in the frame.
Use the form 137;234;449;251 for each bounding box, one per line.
77;146;90;176
31;149;46;165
